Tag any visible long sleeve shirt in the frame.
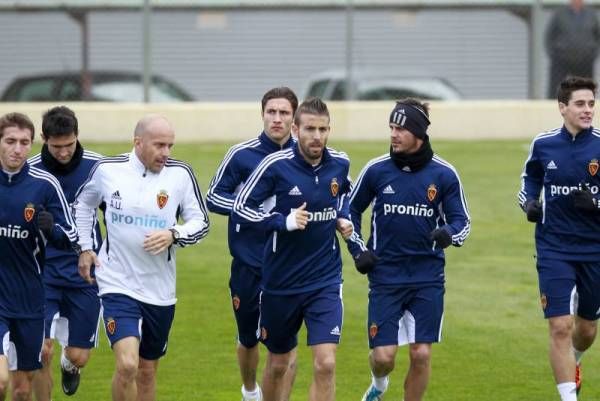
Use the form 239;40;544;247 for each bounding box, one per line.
29;148;103;288
74;151;210;305
519;126;600;261
206;132;293;273
0;163;77;318
347;154;470;287
233;144;351;295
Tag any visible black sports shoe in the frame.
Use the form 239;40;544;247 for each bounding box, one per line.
61;365;81;396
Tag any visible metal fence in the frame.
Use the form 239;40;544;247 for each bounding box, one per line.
0;1;599;102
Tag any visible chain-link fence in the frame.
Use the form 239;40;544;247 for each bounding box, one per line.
0;1;599;102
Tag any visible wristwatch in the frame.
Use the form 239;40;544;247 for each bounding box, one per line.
169;228;180;242
73;243;83;256
73;243;93;256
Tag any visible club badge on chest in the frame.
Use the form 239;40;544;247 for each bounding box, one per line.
427;184;438;202
589;159;599;176
330;177;339;197
157;189;169;209
24;203;35;222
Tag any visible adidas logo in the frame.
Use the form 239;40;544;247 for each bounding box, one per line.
383;185;395;194
288;186;302;196
547;160;557;170
110;190;123;210
330;326;341;336
402;166;411;172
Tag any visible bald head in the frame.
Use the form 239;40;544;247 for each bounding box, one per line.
134;114;174;138
133;114;175;173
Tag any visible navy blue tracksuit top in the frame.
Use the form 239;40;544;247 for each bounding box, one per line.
233;144;351;295
206;132;293;274
0;163;77;318
346;153;470;287
519;126;600;261
29;148;103;288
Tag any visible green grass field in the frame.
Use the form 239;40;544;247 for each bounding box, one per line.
38;139;599;401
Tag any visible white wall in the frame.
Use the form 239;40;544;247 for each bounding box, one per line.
0;100;566;142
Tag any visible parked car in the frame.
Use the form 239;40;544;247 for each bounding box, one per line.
303;69;462;101
0;71;194;102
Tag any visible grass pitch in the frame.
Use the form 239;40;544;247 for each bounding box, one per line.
39;140;599;401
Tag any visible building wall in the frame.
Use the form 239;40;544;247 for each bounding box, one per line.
0;8;581;101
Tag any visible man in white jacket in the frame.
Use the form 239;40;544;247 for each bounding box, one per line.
75;114;210;401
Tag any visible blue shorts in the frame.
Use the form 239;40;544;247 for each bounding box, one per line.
259;284;343;354
45;284;101;349
229;259;261;348
0;316;44;371
101;293;175;360
367;285;444;348
537;258;600;320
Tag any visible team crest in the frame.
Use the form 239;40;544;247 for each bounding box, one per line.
589;159;599;176
157;190;169;209
232;295;241;311
540;294;547;310
106;318;116;335
369;323;378;339
24;203;35;222
427;184;438;202
260;327;268;340
330;178;339;197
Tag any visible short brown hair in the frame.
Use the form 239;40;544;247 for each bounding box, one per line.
294;97;330;126
557;76;597;104
0;112;35;140
261;87;299;116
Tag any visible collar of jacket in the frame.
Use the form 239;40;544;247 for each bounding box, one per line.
0;162;29;186
259;131;294;152
561;125;593;141
41;141;84;176
129;149;163;177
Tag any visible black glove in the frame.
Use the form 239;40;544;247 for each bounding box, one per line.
354;250;378;274
37;208;54;237
571;187;599;214
430;227;452;249
524;200;542;223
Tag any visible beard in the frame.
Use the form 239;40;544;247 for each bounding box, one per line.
301;140;325;162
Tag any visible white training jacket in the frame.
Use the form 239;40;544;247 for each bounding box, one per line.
74;151;210;305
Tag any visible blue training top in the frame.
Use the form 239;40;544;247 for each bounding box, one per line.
206;132;294;274
233;143;351;295
346;153;470;287
0;162;77;318
519;126;600;261
29;147;103;288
